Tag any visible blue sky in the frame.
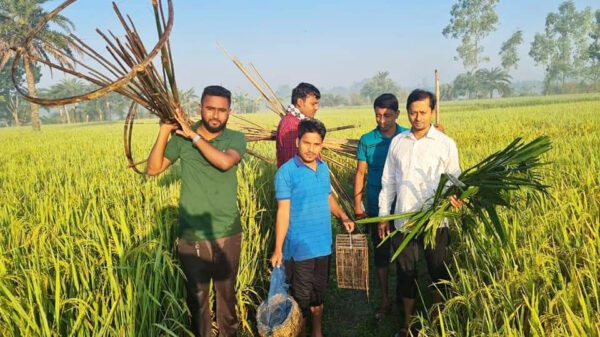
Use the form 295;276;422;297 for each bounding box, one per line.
41;0;599;94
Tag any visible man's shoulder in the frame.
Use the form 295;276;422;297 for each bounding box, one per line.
278;113;299;127
277;157;297;173
359;128;379;144
432;128;457;147
391;130;411;145
223;128;245;140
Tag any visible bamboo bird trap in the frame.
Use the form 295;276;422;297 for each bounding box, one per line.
335;234;369;295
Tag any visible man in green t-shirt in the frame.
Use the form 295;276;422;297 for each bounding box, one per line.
146;85;247;337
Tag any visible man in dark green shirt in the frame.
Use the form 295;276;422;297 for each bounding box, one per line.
146;85;246;337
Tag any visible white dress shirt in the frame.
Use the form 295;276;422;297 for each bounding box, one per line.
378;126;461;231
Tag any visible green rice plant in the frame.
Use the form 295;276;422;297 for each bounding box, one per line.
0;93;598;336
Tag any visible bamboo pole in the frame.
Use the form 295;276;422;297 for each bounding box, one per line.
435;69;440;125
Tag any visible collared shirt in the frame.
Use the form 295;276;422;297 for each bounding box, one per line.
378;126;461;231
165;124;247;241
356;124;408;215
275;155;332;261
276;112;303;168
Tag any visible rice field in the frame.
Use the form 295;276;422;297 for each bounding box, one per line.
0;93;598;336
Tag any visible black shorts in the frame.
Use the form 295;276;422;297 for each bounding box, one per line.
368;222;392;268
284;255;330;317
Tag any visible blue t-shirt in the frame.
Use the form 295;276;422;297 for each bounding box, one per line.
275;155;332;261
356;124;408;215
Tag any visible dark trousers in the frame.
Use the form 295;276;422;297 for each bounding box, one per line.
392;228;450;299
284;255;331;318
177;233;242;337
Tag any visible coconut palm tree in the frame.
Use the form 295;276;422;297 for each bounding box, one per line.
475;67;512;98
0;0;77;130
43;78;88;123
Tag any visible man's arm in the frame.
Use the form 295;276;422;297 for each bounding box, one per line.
270;199;290;267
353;160;368;217
193;141;242;171
329;194;355;233
146;122;176;176
378;141;398;239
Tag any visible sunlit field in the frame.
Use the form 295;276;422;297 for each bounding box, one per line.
0;93;598;336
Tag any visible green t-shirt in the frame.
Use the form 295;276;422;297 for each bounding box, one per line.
165;125;247;241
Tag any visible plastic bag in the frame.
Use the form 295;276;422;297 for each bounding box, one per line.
257;265;294;336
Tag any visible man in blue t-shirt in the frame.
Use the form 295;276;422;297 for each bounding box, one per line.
271;119;355;337
354;93;408;320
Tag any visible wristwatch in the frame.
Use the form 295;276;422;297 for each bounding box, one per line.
192;134;202;144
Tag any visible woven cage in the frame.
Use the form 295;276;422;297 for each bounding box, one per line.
257;293;303;337
335;234;369;294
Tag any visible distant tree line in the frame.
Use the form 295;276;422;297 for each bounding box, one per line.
444;0;600;97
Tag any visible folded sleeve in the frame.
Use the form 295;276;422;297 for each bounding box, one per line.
275;165;292;200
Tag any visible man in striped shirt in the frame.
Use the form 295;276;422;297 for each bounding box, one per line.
276;82;321;167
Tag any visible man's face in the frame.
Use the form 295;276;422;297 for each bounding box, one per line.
407;98;434;132
375;107;399;133
200;95;230;133
296;131;323;164
296;94;319;118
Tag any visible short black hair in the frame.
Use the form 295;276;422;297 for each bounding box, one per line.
406;89;435;111
374;93;399;112
298;119;326;141
201;85;231;107
291;82;321;106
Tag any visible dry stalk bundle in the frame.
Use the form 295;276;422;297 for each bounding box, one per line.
9;0;178;174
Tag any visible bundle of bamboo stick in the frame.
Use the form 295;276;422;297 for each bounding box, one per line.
221;48;360;213
9;0;178;174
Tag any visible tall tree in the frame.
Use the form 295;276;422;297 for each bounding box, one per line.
443;0;500;71
529;1;594;93
587;10;600;87
452;72;477;99
232;92;258;114
179;88;200;115
499;30;524;72
360;71;400;102
0;57;25;126
440;83;456;101
0;0;77;130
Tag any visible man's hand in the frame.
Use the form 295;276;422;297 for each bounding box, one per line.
450;195;465;209
341;218;355;233
378;221;390;240
434;123;446;133
354;212;367;220
172;107;196;139
159;120;179;133
270;250;283;268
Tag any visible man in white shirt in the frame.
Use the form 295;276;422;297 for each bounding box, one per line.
378;89;462;337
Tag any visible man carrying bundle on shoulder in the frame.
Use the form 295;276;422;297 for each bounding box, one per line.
378;89;462;337
276;82;321;167
146;85;247;337
270;118;355;337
